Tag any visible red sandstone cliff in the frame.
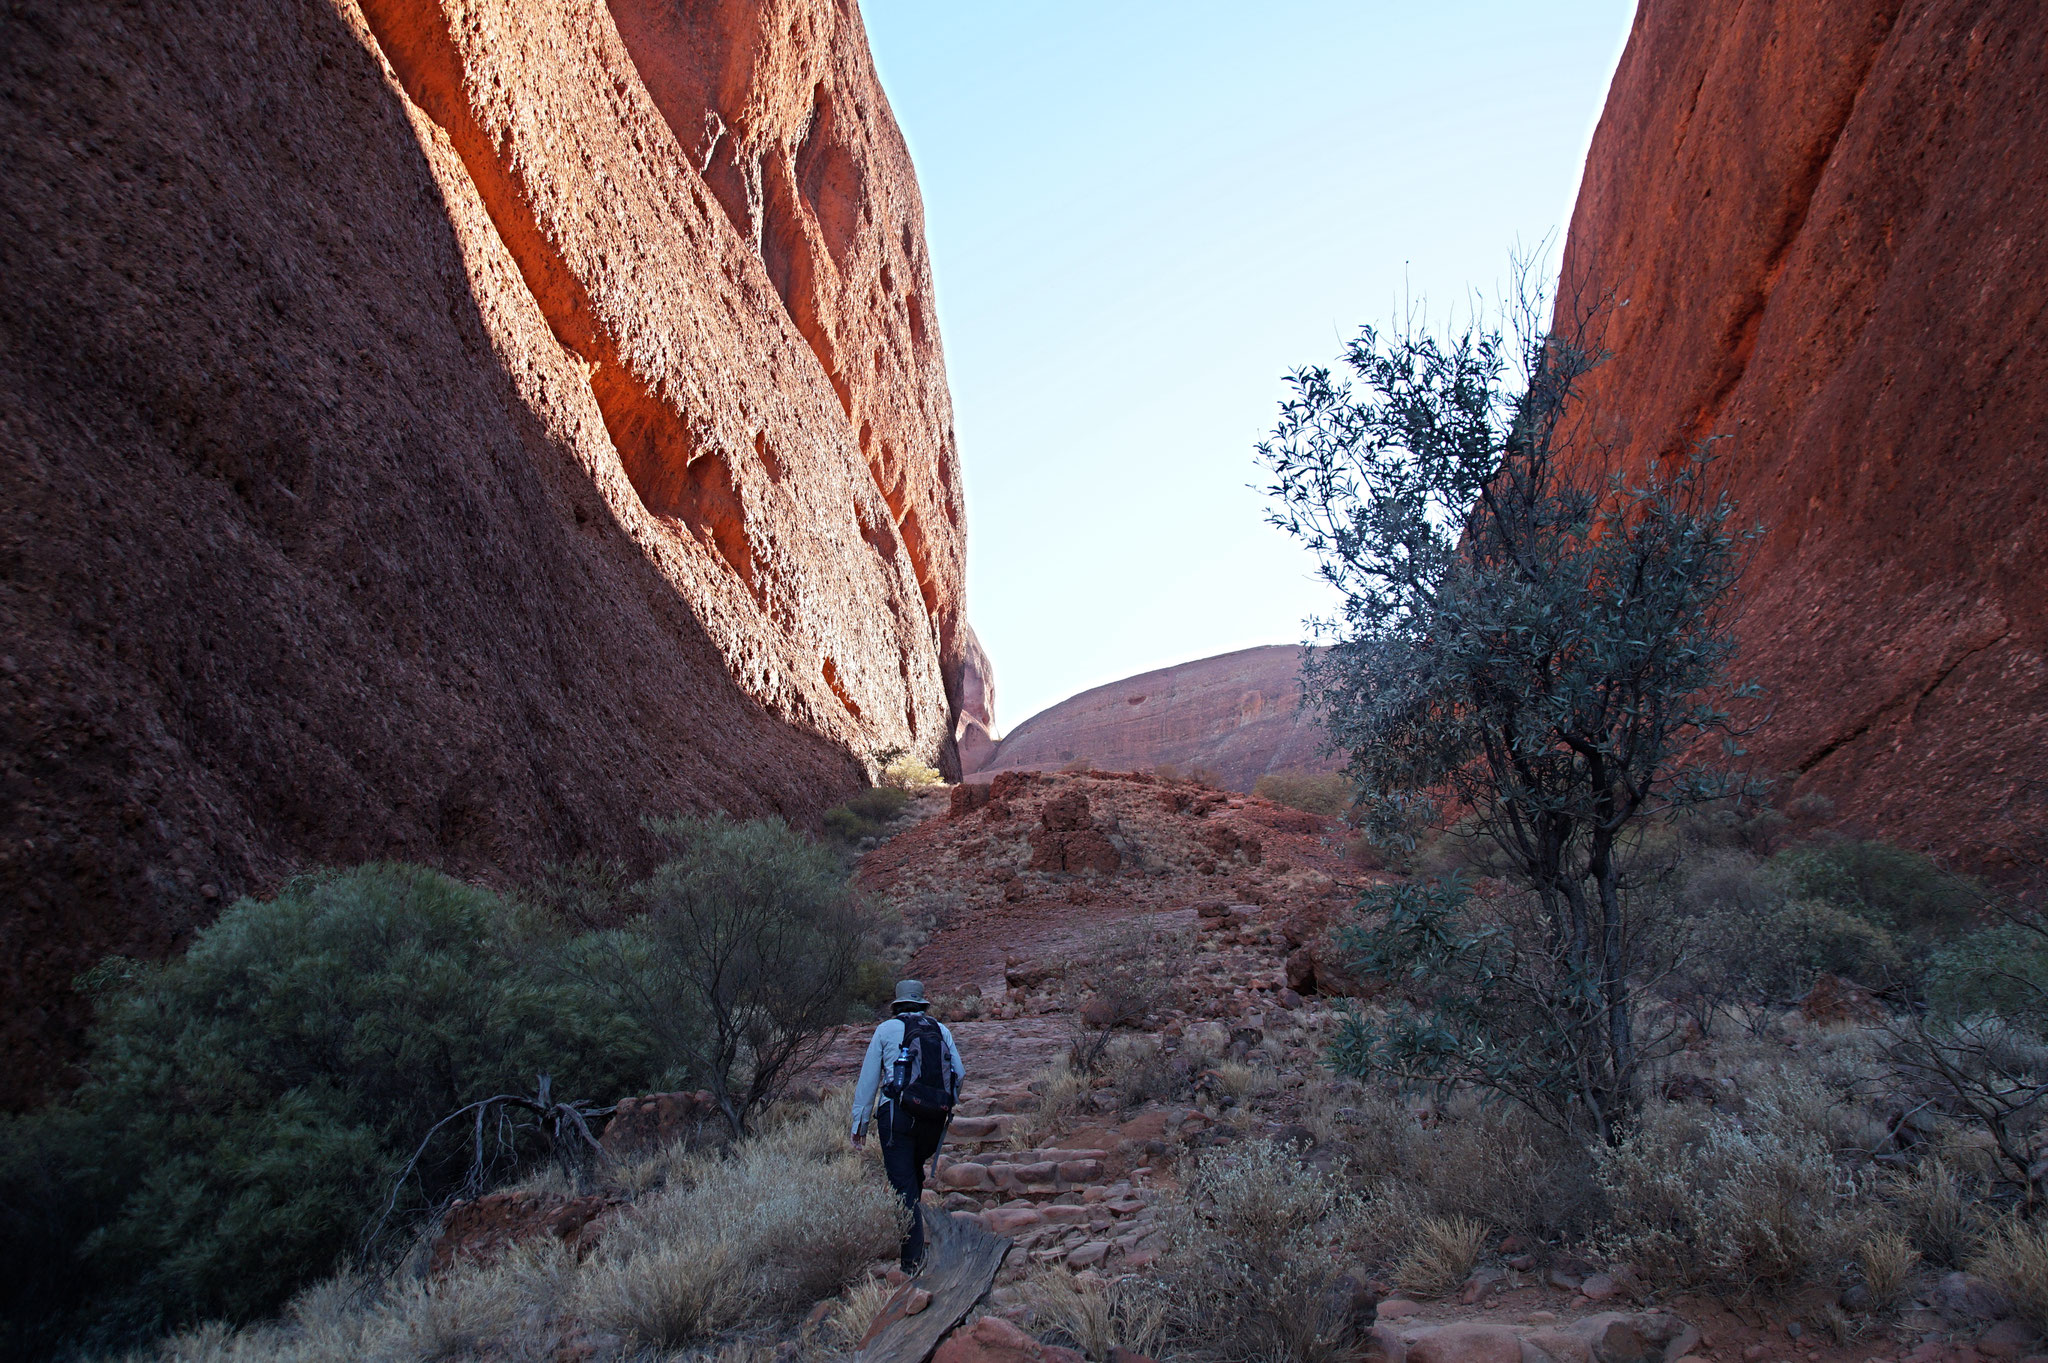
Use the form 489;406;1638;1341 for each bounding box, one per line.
0;0;971;1104
968;646;1338;792
1559;0;2047;866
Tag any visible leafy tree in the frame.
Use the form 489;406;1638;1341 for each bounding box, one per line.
1259;274;1759;1139
615;815;870;1135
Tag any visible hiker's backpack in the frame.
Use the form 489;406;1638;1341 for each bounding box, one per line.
884;1014;957;1121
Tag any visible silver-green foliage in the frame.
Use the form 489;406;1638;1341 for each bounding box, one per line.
1260;273;1758;1138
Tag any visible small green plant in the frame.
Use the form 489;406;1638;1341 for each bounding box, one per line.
880;754;945;790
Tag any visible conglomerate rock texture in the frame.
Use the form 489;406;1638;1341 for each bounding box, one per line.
0;0;970;1105
968;646;1338;792
1559;0;2047;866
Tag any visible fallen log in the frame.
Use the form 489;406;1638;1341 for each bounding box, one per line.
857;1210;1011;1363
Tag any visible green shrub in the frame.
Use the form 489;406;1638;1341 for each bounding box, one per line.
1;864;660;1351
1670;850;1906;1016
1595;1089;1872;1295
1770;839;1979;948
1156;1139;1367;1362
1926;924;2048;1024
822;785;911;843
1253;770;1355;818
879;755;944;790
851;958;899;1011
1776;899;1908;990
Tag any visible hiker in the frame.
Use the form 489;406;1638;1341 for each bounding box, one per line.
851;979;965;1273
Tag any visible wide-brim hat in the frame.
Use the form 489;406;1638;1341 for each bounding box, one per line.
892;979;929;1009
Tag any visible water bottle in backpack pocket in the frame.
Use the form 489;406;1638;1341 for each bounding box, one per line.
882;1013;957;1125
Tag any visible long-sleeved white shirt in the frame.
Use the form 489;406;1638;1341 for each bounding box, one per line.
850;1013;965;1137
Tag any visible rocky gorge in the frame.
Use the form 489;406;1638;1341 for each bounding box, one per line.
0;0;973;1106
3;0;2048;1358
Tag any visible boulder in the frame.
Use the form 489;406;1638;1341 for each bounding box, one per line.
1932;1272;2014;1323
932;1315;1083;1363
1028;826;1122;875
601;1090;721;1156
985;1207;1044;1235
1571;1312;1698;1363
1407;1323;1527;1363
1066;1241;1110;1268
1979;1322;2042;1360
1801;973;1885;1025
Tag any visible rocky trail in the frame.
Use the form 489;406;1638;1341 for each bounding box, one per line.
433;772;2036;1363
816;773;2022;1363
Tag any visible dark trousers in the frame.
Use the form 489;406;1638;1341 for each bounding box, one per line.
880;1107;946;1271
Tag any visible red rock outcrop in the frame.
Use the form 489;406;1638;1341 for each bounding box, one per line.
954;623;1000;773
0;0;971;1105
968;646;1339;792
428;1190;620;1275
1558;0;2047;866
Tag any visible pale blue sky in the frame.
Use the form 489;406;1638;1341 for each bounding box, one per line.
861;2;1638;732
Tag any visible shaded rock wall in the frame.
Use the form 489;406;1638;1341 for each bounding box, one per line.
1559;0;2047;866
969;646;1337;792
0;0;969;1105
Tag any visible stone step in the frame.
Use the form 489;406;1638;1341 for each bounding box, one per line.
943;1113;1014;1142
930;1152;1109;1195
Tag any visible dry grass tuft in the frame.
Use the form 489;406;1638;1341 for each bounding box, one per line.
1394;1216;1489;1298
818;1276;897;1349
119;1093;891;1362
578;1238;744;1346
1011;1062;1091;1150
1026;1271;1167;1360
1857;1228;1920;1311
1210;1059;1276;1100
580;1131;899;1346
1152;1140;1365;1363
1890;1157;1980;1267
1103;1036;1194;1114
1972;1219;2048;1332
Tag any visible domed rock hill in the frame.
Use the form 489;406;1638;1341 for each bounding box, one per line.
1557;0;2047;867
967;645;1340;792
0;0;972;1104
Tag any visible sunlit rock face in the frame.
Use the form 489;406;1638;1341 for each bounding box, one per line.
969;647;1339;793
0;0;972;1105
1556;0;2048;866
